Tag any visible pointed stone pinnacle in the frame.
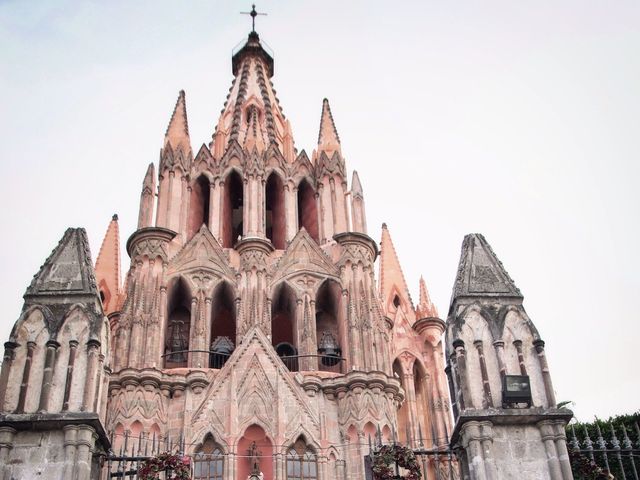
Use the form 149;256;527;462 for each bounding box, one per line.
451;233;522;304
317;98;341;155
164;90;191;155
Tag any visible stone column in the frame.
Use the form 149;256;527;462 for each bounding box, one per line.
188;297;198;367
431;345;448;446
0;342;18;411
513;340;528;376
63;425;78;480
317;183;326;242
93;353;105;413
554;421;574;480
16;341;36;413
329;177;337;233
82;340;101;412
460;421;488;480
209;181;218;237
201;297;212;368
166;170;175;230
453;340;473;409
474;340;493;408
218;180;226;242
179;176;188;239
479;422;498;480
284;183;294;242
243;177;250;237
76;426;96;480
492;340;507;379
538;420;563;480
534;340;557;407
38;340;60;412
402;368;419;447
157;281;168;368
62;340;79;411
0;427;16;480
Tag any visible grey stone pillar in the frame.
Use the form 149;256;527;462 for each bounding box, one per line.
460;421;488;480
513;340;528;376
76;425;96;480
538;420;563;480
534;340;557;407
16;341;36;413
474;340;493;408
0;426;16;480
39;340;60;412
554;422;574;479
479;422;498;480
63;425;78;480
82;339;101;412
492;340;507;379
453;339;473;409
0;342;18;411
62;340;79;411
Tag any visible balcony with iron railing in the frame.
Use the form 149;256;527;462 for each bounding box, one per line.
161;349;346;374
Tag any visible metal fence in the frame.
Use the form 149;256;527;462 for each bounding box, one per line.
569;421;640;479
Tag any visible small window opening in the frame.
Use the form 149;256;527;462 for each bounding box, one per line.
265;173;286;249
223;171;244;248
393;295;401;309
297;179;319;242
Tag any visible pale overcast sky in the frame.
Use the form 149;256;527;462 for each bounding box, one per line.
1;1;638;422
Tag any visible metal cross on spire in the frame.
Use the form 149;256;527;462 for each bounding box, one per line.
241;4;267;33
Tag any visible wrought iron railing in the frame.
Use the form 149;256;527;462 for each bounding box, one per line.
160;349;345;373
279;354;345;374
569;421;640;479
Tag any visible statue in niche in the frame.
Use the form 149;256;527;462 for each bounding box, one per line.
247;441;263;479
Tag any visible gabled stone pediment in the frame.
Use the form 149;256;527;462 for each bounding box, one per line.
293;150;314;181
219;139;244;173
168;225;236;280
193;143;214;173
316;150;345;178
270;228;339;285
190;326;319;436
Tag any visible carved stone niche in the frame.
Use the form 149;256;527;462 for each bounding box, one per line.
126;227;177;261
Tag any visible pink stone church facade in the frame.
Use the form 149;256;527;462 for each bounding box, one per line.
0;24;573;480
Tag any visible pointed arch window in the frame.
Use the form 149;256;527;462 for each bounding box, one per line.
297;179;319;242
272;283;298;372
188;175;211;239
286;439;317;480
209;282;237;368
164;278;191;368
265;172;286;249
194;435;224;480
315;280;343;372
222;170;244;248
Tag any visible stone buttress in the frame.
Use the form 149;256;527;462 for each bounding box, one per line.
0;228;111;480
445;234;573;480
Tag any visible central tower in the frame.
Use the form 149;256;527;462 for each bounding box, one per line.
100;28;451;479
